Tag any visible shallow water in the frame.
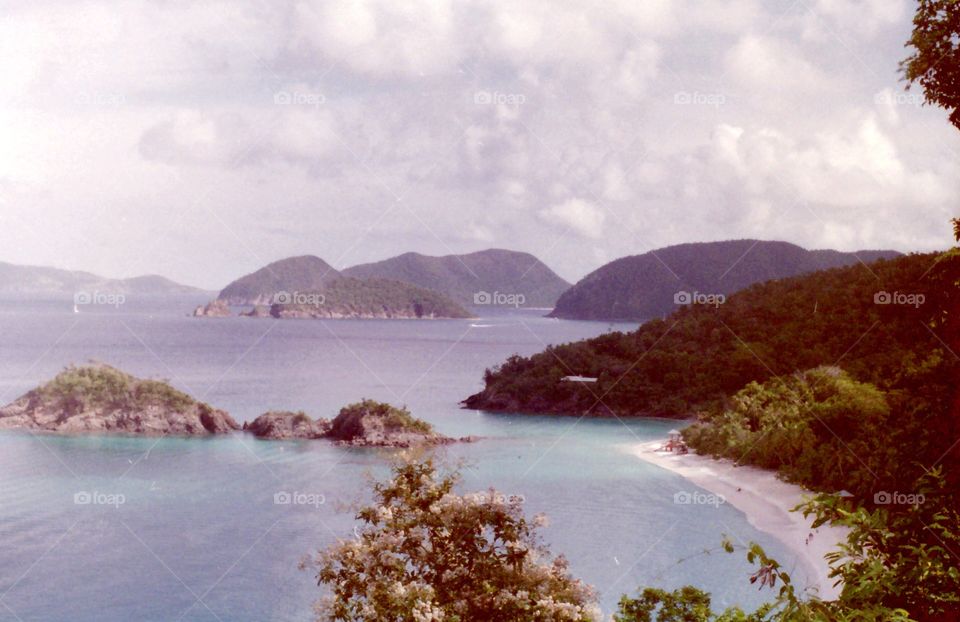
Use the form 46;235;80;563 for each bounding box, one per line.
0;297;806;620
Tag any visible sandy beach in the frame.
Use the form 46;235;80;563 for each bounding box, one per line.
629;440;848;601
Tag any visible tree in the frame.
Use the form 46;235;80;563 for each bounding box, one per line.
303;458;599;621
901;0;960;130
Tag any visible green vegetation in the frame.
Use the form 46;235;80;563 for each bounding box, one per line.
683;367;896;497
310;459;960;621
900;0;960;130
219;255;341;303
332;399;434;435
548;240;899;321
32;364;199;415
275;277;471;318
467;251;956;420
304;458;597;621
343;248;571;307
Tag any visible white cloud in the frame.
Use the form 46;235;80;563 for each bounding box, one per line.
0;0;955;287
538;198;606;238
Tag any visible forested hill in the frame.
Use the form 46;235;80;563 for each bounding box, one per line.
218;255;341;304
343;249;570;308
548;240;901;321
465;251;957;421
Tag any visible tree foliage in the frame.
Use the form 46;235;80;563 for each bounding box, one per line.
304;458;599;621
901;0;960;130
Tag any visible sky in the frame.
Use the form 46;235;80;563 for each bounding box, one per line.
0;0;957;289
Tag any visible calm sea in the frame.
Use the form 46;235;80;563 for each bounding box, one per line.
0;296;805;620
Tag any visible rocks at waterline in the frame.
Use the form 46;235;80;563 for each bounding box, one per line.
0;364;239;435
325;399;473;447
243;411;329;440
193;299;231;317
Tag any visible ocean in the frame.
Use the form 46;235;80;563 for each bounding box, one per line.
0;296;804;620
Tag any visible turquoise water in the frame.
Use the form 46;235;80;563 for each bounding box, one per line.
0;297;805;620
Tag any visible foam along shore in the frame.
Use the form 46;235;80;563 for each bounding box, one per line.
629;440;849;601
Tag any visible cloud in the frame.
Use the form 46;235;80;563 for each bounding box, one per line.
0;0;956;288
538;198;606;238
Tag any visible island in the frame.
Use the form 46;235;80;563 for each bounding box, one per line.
0;364;239;435
244;400;470;447
548;239;900;321
195;255;472;319
243;410;329;440
342;248;571;308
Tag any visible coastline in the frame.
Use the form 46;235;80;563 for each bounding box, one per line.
628;440;848;601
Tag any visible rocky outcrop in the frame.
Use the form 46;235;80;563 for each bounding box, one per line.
193;299;231;317
240;305;271;318
0;364;239;436
243;411;329;439
325;399;469;447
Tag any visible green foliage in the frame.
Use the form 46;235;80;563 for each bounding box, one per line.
275;277;471;318
304;458;598;621
900;0;960;130
801;469;960;622
469;252;955;419
683;367;895;497
342;248;571;308
334;399;434;434
33;364;196;414
549;240;898;321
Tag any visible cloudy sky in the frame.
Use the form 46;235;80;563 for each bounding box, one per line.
1;0;957;289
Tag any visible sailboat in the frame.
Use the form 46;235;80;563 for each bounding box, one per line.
73;303;79;314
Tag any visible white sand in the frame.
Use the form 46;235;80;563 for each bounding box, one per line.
628;440;847;600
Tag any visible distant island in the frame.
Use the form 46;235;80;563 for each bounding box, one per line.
342;248;570;308
195;255;471;319
0;364;238;435
0;261;210;297
465;251;937;418
548;240;901;321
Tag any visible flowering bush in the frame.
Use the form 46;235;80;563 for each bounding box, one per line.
303;458;599;621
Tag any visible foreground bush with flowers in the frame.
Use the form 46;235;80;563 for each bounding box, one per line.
302;457;600;621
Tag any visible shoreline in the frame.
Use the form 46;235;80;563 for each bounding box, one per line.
628;440;847;601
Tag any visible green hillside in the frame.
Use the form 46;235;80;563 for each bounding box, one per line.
548;240;901;321
343;248;570;308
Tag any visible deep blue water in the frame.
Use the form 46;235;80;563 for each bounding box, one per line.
0;296;807;620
